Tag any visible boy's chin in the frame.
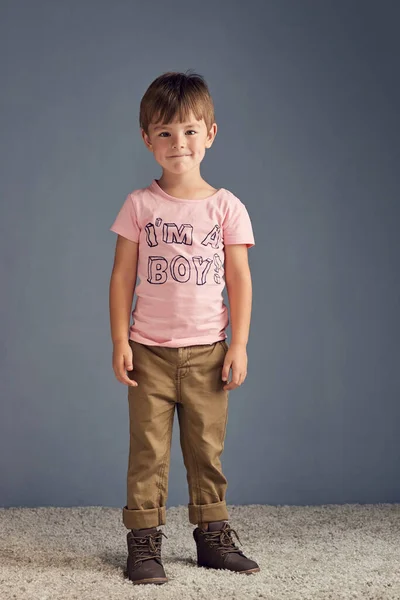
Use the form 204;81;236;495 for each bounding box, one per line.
158;160;202;172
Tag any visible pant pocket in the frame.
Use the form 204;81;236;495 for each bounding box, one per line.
221;340;229;353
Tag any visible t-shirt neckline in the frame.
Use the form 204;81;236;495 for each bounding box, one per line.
151;179;223;203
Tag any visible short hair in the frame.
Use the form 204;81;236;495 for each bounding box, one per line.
139;70;215;136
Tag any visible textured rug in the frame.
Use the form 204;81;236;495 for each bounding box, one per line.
0;503;399;599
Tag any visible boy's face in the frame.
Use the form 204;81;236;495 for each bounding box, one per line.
142;113;217;174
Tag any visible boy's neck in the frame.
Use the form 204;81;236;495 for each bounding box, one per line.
156;173;217;199
157;170;204;190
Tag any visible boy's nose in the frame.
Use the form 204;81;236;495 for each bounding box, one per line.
172;133;186;145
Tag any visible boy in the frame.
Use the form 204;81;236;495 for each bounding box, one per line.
109;71;259;585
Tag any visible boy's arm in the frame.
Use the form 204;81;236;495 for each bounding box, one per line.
109;235;139;344
224;244;252;346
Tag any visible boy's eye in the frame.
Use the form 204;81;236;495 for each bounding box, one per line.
158;130;197;137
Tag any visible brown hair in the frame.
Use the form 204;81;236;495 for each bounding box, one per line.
139;70;215;137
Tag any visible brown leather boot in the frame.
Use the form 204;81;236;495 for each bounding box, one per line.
126;526;168;585
193;520;260;574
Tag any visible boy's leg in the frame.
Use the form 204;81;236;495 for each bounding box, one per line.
178;345;261;575
176;340;230;525
123;340;177;530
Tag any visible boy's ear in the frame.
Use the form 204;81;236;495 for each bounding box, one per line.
206;122;217;148
141;128;153;151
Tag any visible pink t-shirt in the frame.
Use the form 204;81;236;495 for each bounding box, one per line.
109;179;255;347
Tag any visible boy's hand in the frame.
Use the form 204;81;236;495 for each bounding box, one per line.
112;340;138;387
222;343;248;390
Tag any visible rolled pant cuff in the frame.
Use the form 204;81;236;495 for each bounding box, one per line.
122;505;166;529
188;500;229;525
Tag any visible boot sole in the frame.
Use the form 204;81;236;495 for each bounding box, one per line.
129;576;168;585
197;562;260;575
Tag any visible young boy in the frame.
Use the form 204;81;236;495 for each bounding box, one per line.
109;71;259;585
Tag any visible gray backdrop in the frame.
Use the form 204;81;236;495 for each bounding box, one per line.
1;0;399;509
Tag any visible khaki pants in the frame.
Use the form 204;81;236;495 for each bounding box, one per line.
122;338;230;529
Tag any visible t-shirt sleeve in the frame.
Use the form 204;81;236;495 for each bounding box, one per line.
223;198;255;248
109;193;140;243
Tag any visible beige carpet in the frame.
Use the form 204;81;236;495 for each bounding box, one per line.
0;503;399;599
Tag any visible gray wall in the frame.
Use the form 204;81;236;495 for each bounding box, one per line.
1;0;399;509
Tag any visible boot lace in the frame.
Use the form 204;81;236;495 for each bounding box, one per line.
201;524;243;556
129;530;168;566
